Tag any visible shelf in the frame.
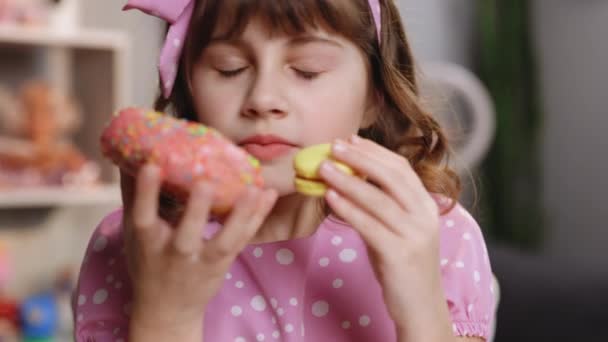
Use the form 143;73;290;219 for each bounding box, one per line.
0;184;121;208
0;24;128;50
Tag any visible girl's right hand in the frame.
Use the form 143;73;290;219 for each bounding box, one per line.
120;164;277;341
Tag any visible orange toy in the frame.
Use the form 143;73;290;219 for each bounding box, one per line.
0;81;99;188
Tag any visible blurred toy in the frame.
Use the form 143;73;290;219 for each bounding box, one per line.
0;0;49;26
0;242;19;342
0;81;100;188
53;267;74;339
20;292;58;340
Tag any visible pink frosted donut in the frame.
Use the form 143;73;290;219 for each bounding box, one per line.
100;108;264;214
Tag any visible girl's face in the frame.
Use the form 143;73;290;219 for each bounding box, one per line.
191;17;373;195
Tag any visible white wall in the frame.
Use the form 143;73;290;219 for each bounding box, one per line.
81;0;164;107
397;0;476;67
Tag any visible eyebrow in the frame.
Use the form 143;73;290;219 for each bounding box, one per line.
287;35;344;49
208;34;344;49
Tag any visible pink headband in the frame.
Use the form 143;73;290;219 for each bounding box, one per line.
124;0;382;98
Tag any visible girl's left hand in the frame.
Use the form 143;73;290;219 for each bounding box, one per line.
319;135;454;341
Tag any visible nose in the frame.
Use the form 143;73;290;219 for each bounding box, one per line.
241;69;288;119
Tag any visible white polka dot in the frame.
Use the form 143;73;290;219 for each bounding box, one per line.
115;282;123;289
445;220;455;228
276;248;294;265
312;301;329;317
106;275;114;283
250;295;267;311
359;315;371;326
332;278;344;288
272;330;280;338
284;324;294;333
173;38;181;47
463;232;472;240
93;289;108;304
467;304;474;313
331;236;343;245
453;323;458;333
235;337;246;342
474;270;481;283
256;333;265;341
319;257;330;267
270;298;278;308
77;313;83;322
277;308;285;316
253;247;263;258
231;305;243;317
490;283;495;294
226;273;232;279
93;236;108;252
78;295;86;306
454;261;465;268
339;249;357;263
113;327;120;335
289;298;298;306
342;321;351;329
440;259;449;267
235;281;244;288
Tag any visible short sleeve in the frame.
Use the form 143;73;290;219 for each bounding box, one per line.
72;208;132;342
437;198;496;340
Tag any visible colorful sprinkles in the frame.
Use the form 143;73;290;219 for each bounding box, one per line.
100;108;264;212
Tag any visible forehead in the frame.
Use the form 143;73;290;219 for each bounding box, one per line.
202;0;360;41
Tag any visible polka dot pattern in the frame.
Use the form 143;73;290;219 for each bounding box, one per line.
73;196;495;341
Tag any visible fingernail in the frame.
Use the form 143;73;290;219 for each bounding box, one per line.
333;139;348;154
350;134;362;144
326;189;339;200
320;160;335;174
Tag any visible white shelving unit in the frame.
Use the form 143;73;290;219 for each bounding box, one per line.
0;24;130;208
0;25;131;306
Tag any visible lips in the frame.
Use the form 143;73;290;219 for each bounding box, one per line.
238;135;298;162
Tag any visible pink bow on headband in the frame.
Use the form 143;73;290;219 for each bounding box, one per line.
124;0;381;99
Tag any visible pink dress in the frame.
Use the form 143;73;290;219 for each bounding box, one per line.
72;196;496;341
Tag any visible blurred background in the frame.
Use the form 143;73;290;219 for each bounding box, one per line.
0;0;606;341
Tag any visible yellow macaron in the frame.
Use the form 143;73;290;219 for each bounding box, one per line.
293;143;354;197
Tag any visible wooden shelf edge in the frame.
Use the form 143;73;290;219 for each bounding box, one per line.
0;24;128;50
0;184;121;208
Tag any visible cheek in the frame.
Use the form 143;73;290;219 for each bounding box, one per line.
296;84;368;140
190;69;243;127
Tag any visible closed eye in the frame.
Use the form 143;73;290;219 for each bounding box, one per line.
294;68;321;80
218;67;247;77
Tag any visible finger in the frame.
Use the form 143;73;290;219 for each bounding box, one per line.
331;138;427;212
319;161;406;235
132;164;161;231
173;182;213;256
351;136;436;210
325;189;394;252
204;188;276;261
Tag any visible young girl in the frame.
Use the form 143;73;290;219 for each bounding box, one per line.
73;0;496;341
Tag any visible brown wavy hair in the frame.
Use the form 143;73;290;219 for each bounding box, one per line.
154;0;461;215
